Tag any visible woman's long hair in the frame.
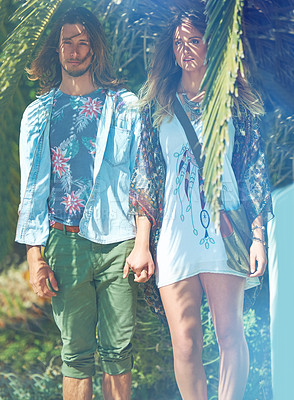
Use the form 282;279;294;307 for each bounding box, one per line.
27;7;122;94
140;8;264;128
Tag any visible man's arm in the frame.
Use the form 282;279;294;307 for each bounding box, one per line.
26;245;58;298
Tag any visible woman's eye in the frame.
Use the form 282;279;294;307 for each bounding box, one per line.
191;39;200;45
175;40;181;46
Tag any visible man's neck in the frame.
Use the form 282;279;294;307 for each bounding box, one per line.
59;72;98;96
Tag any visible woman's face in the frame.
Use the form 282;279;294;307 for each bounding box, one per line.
173;20;207;73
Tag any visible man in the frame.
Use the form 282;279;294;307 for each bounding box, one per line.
16;7;142;400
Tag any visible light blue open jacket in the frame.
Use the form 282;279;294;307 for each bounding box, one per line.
16;88;140;246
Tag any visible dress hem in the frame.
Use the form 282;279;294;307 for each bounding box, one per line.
157;269;259;291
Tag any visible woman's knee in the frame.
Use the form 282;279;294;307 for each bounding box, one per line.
173;332;204;363
216;324;246;351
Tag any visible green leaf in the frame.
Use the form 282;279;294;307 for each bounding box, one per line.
201;0;245;225
0;0;64;112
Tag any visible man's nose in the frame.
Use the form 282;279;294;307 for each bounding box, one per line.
70;46;79;57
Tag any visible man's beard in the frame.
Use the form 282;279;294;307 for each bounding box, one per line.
61;51;92;77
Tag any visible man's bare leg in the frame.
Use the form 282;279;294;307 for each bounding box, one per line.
63;376;92;400
102;372;132;400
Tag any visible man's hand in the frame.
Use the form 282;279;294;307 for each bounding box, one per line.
26;245;59;298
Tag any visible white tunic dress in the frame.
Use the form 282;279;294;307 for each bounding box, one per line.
156;113;259;290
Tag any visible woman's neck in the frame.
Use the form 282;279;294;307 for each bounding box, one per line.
179;70;206;97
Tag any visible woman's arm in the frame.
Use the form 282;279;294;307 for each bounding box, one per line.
123;216;155;283
249;214;267;277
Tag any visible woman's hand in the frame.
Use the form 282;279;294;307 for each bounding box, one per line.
249;214;267;277
123;215;154;283
249;241;267;277
123;245;155;283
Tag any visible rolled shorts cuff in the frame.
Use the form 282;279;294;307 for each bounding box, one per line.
100;355;133;376
62;361;95;379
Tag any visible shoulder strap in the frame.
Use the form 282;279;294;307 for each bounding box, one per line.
173;96;204;171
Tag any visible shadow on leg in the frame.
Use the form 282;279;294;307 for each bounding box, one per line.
160;275;208;400
200;273;249;400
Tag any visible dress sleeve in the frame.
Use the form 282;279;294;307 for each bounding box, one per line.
129;107;165;229
232;110;274;225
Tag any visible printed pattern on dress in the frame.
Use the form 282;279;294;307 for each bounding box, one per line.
173;143;215;249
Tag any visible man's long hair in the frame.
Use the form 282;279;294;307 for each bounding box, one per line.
27;7;122;94
140;7;264;128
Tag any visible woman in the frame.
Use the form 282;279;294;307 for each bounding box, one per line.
124;8;273;400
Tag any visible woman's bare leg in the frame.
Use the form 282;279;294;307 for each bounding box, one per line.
160;276;207;400
200;273;248;400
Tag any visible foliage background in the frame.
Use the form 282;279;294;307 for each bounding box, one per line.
0;0;293;264
0;0;293;399
0;265;272;400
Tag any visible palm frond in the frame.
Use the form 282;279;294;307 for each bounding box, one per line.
201;0;245;225
0;0;64;112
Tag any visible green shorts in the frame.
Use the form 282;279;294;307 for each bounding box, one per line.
44;228;137;379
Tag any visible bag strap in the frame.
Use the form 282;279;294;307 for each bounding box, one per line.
174;97;227;211
173;96;205;171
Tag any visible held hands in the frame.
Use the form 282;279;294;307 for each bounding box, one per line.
123;215;154;283
27;245;59;298
123;245;155;283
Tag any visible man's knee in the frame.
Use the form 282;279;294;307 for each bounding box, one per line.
99;344;134;376
62;353;96;379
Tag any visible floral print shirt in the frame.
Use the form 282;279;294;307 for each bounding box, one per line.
48;88;106;226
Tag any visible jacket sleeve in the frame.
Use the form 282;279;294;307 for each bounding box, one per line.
19;101;43;210
16;98;51;246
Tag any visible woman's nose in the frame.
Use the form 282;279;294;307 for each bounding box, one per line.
183;43;191;53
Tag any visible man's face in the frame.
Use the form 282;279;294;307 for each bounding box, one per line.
57;23;93;78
